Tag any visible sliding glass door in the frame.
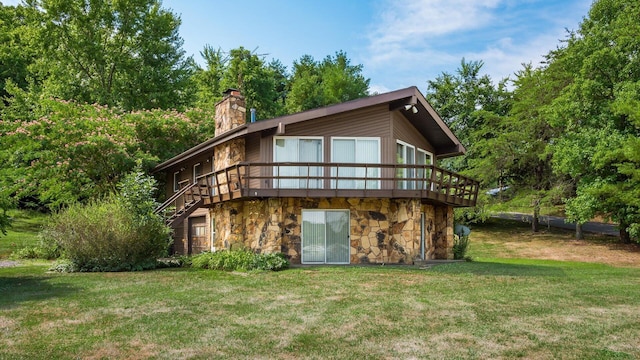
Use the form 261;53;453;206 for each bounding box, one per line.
274;137;323;189
331;137;380;189
302;210;350;264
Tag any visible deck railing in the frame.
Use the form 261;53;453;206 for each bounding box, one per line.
156;162;479;222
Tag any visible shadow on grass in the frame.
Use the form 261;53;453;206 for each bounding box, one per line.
0;275;78;309
429;261;567;277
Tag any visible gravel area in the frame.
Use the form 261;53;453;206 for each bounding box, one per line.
0;260;19;268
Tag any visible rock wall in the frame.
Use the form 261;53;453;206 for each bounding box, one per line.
208;197;454;264
214;92;246;135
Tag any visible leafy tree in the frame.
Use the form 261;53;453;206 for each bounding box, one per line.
547;0;640;242
426;59;511;176
285;51;369;113
0;97;214;210
193;46;285;119
26;0;194;110
0;4;38;100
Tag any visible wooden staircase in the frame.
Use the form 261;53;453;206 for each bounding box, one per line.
155;181;208;227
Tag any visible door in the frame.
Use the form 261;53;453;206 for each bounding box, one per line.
302;210;350;264
188;216;207;255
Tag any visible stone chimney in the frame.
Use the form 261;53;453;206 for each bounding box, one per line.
215;88;246;135
213;88;246;172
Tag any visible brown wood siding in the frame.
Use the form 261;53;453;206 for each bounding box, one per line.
392;111;435;154
263;104;392;163
164;152;213;200
245;133;261;188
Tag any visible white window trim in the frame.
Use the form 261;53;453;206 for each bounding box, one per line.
397;140;416;189
173;171;180;192
330;137;381;190
330;137;380;163
417;148;434;190
301;209;350;265
193;163;201;184
273;136;324;189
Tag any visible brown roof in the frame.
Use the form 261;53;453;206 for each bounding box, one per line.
153;86;465;172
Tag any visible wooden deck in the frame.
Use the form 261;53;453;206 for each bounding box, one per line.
156;162;479;226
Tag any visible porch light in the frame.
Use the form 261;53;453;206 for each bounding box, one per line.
404;104;418;113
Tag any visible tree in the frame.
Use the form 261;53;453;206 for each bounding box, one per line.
192;46;285;120
0;96;215;210
0;4;38;100
27;0;194;110
547;0;640;242
426;59;511;176
285;51;369;113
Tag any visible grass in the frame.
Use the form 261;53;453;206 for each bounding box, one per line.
0;210;48;258
1;216;640;359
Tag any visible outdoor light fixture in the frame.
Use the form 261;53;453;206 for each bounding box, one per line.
404;104;418;113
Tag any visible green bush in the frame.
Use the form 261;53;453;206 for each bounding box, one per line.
11;241;60;260
452;234;470;260
191;250;289;271
42;197;171;271
455;193;491;225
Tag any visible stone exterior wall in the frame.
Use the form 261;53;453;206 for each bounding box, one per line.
214;92;246;135
208;197;454;264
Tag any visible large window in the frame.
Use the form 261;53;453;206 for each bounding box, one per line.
302;210;350;264
273;137;323;189
396;140;415;189
417;148;433;190
331;137;380;189
397;141;434;190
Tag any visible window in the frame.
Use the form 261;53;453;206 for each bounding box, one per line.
273;137;323;189
417;148;433;190
193;163;202;184
331;137;380;189
302;210;350;264
396;140;415;189
173;171;180;192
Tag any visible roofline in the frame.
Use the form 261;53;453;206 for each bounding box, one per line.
153;86;464;172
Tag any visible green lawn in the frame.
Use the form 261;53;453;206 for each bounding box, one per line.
0;210;47;258
1;217;639;359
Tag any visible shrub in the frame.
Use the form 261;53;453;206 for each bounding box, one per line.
42;197;171;271
191;250;289;271
452;234;470;260
41;167;171;272
11;241;60;260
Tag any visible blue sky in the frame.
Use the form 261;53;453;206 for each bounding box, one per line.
163;0;591;93
5;0;592;94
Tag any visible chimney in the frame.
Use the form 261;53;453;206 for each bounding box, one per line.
215;88;246;135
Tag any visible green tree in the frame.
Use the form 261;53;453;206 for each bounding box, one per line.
548;0;640;242
27;0;194;110
285;51;369;113
426;59;511;175
0;4;38;100
0;97;214;210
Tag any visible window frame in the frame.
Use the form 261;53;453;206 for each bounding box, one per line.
330;137;381;189
173;171;180;192
193;163;202;184
396;140;416;189
273;136;324;189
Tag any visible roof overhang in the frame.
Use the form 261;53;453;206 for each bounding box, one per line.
153;86;465;172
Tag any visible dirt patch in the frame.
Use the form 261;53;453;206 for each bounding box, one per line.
473;224;640;268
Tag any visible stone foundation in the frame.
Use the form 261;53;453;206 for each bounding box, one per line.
208;197;454;264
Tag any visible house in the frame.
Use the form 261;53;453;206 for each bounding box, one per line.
153;87;478;264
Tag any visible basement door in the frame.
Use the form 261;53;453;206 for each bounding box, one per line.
301;210;350;264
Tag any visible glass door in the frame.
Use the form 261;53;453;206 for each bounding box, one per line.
302;210;350;264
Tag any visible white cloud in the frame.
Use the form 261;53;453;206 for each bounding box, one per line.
363;0;587;90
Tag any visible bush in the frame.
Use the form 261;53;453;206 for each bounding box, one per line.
455;193;491;225
191;250;289;271
452;234;470;260
42;196;171;271
11;241;60;260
